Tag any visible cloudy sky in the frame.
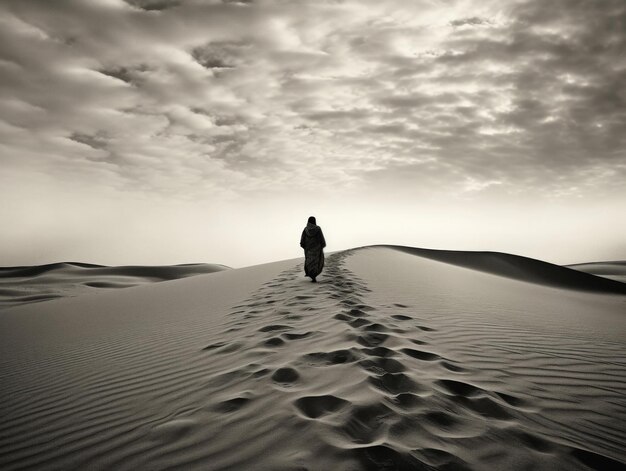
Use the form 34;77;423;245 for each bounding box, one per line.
1;0;625;268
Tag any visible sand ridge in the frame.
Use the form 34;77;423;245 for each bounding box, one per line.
384;245;626;294
567;261;626;284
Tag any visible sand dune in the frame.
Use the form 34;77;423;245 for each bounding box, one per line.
0;246;624;470
385;245;626;294
0;262;230;309
567;261;626;284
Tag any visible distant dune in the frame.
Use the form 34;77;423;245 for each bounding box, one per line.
566;261;626;284
0;262;230;309
0;246;624;470
385;245;626;294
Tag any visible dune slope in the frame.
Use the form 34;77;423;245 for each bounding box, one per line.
0;247;624;470
385;245;626;294
567;261;626;284
0;262;230;309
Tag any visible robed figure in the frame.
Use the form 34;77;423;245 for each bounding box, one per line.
300;216;326;282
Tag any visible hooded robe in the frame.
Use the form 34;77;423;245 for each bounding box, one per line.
300;223;326;278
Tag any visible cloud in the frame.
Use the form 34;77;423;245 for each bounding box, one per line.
124;0;181;11
450;17;495;28
0;0;624;203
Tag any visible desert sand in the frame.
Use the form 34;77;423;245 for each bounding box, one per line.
0;246;625;470
0;262;230;309
567;261;626;284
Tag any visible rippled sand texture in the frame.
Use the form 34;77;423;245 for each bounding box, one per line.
1;247;625;470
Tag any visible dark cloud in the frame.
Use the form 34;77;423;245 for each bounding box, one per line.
191;41;249;69
69;132;109;150
124;0;181;11
450;17;493;28
98;65;151;85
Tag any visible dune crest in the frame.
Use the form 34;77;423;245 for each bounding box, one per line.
567;261;626;283
384;245;626;294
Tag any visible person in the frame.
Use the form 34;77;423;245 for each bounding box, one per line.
300;216;326;282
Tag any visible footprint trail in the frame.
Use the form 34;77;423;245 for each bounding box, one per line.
196;250;622;471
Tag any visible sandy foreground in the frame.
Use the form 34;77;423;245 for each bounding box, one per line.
1;246;625;470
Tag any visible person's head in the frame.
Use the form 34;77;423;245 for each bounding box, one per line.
307;216;316;225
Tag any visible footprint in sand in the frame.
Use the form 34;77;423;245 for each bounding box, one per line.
282;331;313;340
360;346;396;358
435;379;483;397
387;392;425;410
368;372;422;395
271;367;300;384
293;395;351;419
363;322;390;332
357;332;389;347
301;349;360;366
349;318;370;328
341;308;367;317
338;403;394;444
258;324;292;332
263;337;286;347
434;379;520;420
358;357;406;374
401;348;440;361
352;445;426;470
459;396;514;420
